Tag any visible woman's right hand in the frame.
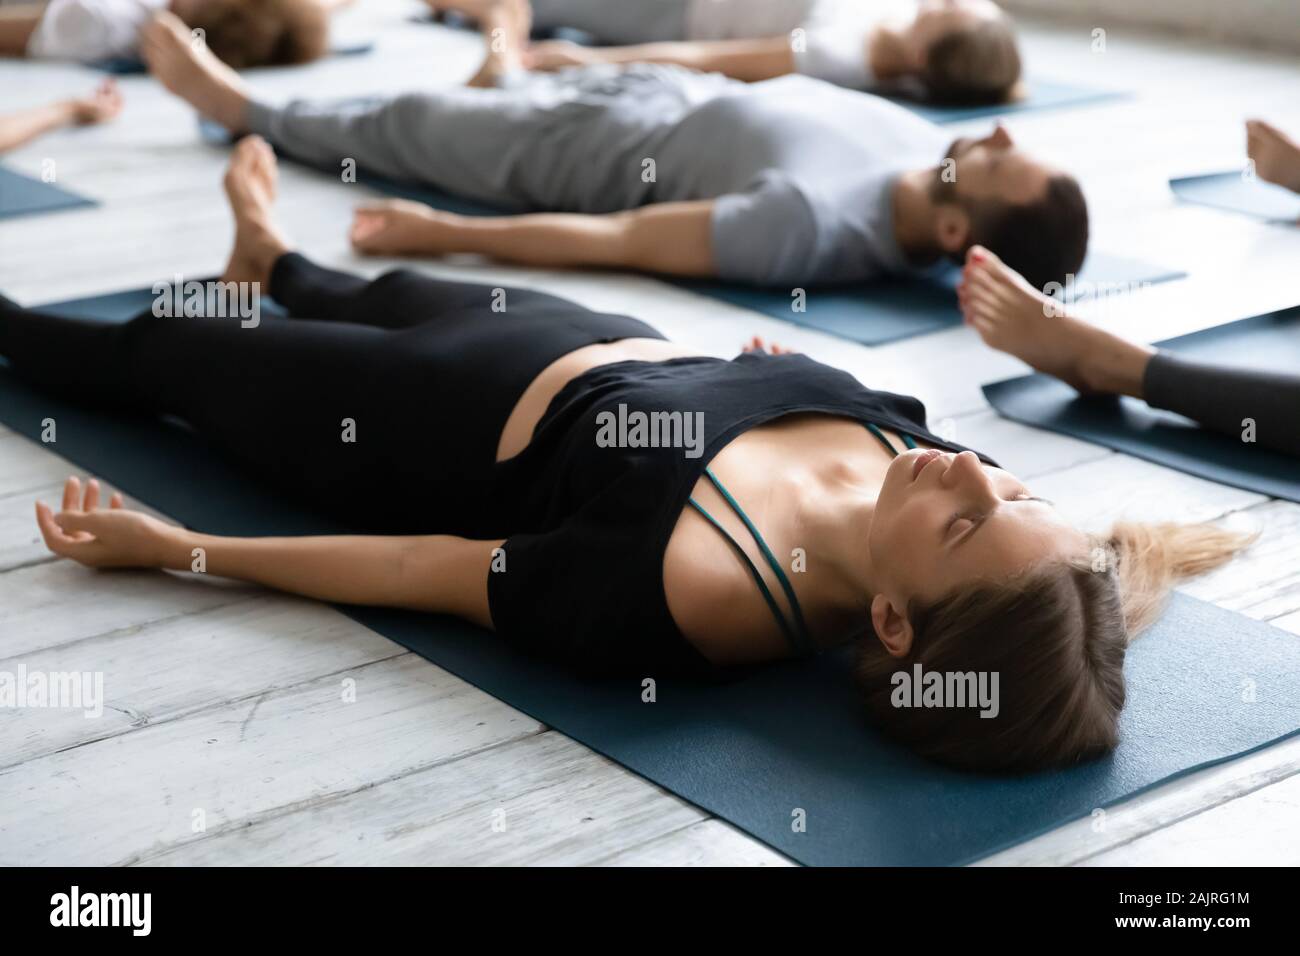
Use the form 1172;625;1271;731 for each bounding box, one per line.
35;477;176;570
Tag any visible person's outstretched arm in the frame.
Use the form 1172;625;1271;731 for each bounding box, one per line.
527;36;797;83
350;198;718;277
0;81;123;154
35;477;500;629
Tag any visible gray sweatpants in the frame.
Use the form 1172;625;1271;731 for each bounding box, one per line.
244;64;737;214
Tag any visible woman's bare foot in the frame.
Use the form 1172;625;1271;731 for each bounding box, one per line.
466;0;533;88
220;137;292;286
958;245;1154;397
139;11;251;132
1246;119;1300;194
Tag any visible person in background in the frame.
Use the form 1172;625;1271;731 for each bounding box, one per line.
0;0;330;69
428;0;1023;105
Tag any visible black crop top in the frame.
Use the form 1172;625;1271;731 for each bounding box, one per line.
487;351;999;677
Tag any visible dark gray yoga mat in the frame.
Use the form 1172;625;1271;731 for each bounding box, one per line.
984;307;1300;503
3;286;1299;865
674;251;1185;346
1170;171;1300;224
0;165;96;220
199;119;1186;347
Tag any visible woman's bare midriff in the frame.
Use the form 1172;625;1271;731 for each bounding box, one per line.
495;338;703;462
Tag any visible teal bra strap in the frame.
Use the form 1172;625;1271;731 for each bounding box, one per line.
686;497;804;654
863;422;917;456
688;468;814;657
688;423;918;657
700;468;813;654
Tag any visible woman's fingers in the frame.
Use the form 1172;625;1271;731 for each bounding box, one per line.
110;492;125;509
83;478;101;512
62;476;81;512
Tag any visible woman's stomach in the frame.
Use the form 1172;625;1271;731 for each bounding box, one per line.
496;338;703;462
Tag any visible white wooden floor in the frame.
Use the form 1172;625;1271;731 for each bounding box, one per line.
1;1;1299;867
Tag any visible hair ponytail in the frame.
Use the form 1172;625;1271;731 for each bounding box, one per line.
1107;521;1257;638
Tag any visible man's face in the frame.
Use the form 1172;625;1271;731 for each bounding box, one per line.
938;125;1054;208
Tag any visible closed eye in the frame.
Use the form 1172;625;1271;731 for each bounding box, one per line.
947;495;1053;544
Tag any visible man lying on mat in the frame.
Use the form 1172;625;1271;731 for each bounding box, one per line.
6;139;1249;773
434;0;1022;106
142;0;1088;293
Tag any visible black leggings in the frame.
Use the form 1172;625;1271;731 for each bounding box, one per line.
1144;351;1300;457
0;254;664;534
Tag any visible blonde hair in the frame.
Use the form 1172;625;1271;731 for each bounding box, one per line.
1108;521;1256;636
857;521;1254;772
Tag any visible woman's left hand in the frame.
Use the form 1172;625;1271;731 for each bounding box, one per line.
34;477;176;569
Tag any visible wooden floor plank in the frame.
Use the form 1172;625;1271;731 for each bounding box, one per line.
0;654;544;866
139;733;707;867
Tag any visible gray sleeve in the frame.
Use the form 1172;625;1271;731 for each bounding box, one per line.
710;174;826;287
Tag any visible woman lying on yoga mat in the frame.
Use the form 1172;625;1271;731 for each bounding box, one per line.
10;140;1247;773
516;0;1022;106
0;79;121;153
958;246;1300;458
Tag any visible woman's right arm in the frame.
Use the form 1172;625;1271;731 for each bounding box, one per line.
35;477;500;629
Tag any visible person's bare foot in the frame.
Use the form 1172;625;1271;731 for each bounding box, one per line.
1246;119;1300;194
466;0;533;88
220;136;292;286
958;245;1154;397
139;11;251;132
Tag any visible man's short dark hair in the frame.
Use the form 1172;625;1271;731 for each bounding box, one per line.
969;174;1089;290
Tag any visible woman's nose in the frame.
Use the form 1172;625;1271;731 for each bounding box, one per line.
945;451;997;496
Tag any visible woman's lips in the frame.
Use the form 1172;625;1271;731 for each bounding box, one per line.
912;448;944;481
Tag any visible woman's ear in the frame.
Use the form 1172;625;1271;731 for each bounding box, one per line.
870;593;914;658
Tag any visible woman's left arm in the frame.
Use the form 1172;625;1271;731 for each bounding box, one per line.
35;477;500;629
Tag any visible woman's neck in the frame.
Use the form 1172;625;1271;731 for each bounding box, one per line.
787;441;889;644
